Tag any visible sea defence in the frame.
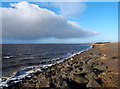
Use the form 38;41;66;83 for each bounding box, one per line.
3;45;109;89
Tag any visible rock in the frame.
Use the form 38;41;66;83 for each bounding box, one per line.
66;66;73;71
50;70;56;75
73;67;83;73
61;73;67;79
85;72;97;80
77;73;86;78
71;74;88;84
39;78;51;88
51;75;58;80
97;65;108;72
35;83;40;88
86;78;101;87
93;68;103;75
90;61;99;68
54;77;64;87
68;62;73;66
73;64;79;69
61;81;68;87
96;78;102;85
84;57;91;64
82;65;92;73
78;62;83;66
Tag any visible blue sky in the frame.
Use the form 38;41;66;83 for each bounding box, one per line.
1;2;118;43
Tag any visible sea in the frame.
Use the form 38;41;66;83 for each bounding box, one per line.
2;44;91;77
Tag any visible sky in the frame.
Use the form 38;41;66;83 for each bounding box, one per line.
1;1;118;43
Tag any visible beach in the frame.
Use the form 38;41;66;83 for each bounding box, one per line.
3;43;119;89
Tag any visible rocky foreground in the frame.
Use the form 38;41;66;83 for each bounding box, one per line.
5;45;109;89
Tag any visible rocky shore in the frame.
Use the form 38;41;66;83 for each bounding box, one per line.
4;45;108;89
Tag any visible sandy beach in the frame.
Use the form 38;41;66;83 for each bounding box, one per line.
3;43;119;89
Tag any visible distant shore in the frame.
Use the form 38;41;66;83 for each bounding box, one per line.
4;43;119;88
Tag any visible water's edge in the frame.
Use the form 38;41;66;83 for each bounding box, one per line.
0;45;93;87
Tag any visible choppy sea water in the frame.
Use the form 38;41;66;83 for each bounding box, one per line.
2;44;91;77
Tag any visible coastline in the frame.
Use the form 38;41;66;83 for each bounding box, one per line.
3;44;104;89
1;45;92;88
2;43;118;88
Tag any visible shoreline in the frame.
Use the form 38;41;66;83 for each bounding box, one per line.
1;45;92;88
3;44;105;89
3;43;118;88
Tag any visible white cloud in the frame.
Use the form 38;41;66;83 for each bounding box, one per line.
1;1;98;41
52;2;86;18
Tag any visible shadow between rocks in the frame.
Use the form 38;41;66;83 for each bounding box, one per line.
66;79;87;89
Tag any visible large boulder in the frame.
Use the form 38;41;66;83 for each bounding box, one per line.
71;74;88;84
85;72;97;80
86;78;101;88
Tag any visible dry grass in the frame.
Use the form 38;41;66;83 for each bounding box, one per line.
95;42;119;88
